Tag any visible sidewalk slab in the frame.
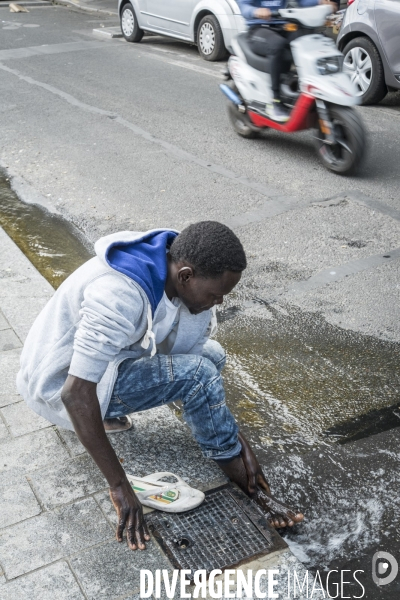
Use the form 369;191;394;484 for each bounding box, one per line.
0;311;9;331
0;428;69;476
0;227;53;341
0;497;113;579
0;476;42;528
0;329;21;352
70;539;172;600
0;348;21;401
28;453;108;509
1;400;50;436
0;394;20;409
0;296;51;342
0;420;9;442
0;561;85;600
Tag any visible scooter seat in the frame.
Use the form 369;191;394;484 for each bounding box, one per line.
236;33;271;74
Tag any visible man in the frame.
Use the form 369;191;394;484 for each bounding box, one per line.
17;221;303;551
238;0;337;122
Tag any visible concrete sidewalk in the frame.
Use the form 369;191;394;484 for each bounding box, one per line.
0;224;323;599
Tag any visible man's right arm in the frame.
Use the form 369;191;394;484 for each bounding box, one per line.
61;375;150;550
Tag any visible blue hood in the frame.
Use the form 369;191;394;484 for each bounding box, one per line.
103;230;178;316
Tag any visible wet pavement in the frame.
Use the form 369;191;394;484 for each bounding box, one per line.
218;310;400;599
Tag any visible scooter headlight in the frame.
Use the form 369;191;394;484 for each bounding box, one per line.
316;56;343;75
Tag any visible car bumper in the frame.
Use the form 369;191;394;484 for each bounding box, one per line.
218;13;246;51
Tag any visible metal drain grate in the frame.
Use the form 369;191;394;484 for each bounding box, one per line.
146;484;286;577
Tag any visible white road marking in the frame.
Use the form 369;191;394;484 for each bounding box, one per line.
145;52;221;79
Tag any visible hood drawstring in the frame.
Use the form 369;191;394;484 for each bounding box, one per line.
141;304;156;357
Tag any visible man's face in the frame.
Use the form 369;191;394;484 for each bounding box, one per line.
177;269;241;315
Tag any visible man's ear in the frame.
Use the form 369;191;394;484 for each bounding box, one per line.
177;266;194;284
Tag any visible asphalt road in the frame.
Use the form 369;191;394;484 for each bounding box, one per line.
1;7;400;597
0;5;399;342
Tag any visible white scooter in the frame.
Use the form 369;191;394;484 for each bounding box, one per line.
220;5;367;175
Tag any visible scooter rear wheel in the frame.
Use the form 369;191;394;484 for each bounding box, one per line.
228;103;260;139
316;106;366;175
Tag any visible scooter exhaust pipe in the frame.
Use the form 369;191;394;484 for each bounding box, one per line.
219;84;242;106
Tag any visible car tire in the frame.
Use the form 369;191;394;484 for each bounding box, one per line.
342;37;387;105
120;3;144;43
197;15;228;62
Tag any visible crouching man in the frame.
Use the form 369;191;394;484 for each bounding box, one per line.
17;220;303;550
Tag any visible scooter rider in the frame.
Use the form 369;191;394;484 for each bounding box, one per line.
238;0;338;122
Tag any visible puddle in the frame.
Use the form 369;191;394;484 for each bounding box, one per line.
217;306;400;454
0;173;93;288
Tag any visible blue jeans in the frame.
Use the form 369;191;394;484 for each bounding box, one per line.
105;340;241;461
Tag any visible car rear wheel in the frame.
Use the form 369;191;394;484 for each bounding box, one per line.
197;15;228;62
342;37;387;105
120;3;144;43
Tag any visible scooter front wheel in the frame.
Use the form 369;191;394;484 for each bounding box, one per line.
228;103;260;139
315;106;366;175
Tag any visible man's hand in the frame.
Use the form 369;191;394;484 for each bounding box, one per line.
254;7;271;19
237;431;304;528
110;480;150;550
238;431;271;495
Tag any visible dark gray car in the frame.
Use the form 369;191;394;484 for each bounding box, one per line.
337;0;400;104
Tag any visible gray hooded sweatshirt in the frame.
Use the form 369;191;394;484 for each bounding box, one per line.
16;230;216;431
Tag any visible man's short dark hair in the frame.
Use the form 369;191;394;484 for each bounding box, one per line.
169;221;247;278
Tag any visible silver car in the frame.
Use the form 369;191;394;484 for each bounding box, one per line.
119;0;246;61
337;0;400;104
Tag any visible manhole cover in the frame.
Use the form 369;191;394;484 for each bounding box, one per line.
146;484;287;578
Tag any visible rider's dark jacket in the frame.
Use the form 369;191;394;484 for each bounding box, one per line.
238;0;319;22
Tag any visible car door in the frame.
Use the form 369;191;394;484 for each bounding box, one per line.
374;0;400;75
145;0;196;37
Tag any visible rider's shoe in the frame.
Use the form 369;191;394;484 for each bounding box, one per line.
265;100;290;123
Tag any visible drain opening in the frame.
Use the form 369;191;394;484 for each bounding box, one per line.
146;484;286;579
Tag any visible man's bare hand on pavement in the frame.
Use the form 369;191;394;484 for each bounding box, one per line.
109;479;150;550
239;432;304;527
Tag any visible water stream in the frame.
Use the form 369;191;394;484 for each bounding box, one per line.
0;173;92;289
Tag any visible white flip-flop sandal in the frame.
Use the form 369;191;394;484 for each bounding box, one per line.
127;471;205;513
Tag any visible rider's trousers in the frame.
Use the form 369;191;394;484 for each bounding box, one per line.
248;27;302;100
